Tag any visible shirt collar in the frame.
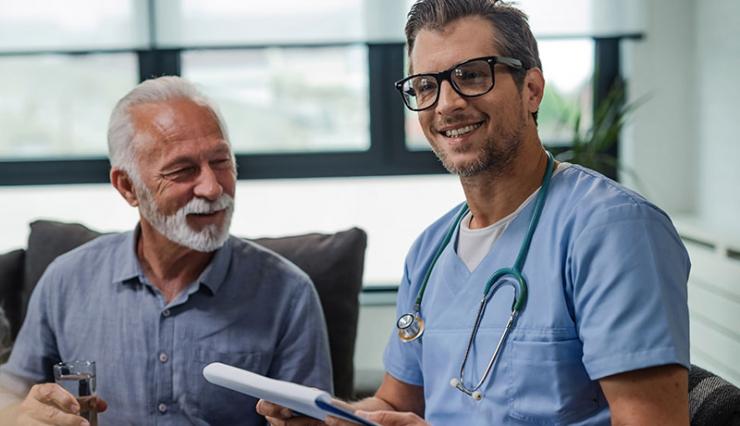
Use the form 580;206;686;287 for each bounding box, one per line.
196;236;233;295
111;225;234;296
111;225;145;285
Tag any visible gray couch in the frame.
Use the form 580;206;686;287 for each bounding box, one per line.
0;220;367;399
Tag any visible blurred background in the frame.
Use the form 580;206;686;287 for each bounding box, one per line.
1;0;738;389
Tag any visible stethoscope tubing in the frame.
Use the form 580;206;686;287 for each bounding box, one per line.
398;151;556;400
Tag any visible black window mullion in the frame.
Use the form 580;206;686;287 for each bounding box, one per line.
0;158;110;186
368;43;406;162
593;37;622;180
137;49;181;81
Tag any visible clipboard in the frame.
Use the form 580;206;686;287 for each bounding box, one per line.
202;362;379;426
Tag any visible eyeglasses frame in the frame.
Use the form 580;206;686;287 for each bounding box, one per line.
394;56;525;112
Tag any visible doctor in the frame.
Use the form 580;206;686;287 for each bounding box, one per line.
259;0;690;424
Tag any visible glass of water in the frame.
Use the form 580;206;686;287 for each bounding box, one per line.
53;360;98;426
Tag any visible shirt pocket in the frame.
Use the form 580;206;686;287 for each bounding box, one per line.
184;346;272;424
504;338;604;425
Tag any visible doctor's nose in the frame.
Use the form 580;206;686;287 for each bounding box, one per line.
435;81;468;115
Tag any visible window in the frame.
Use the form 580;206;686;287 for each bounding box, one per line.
0;54;138;158
0;0;147;51
0;1;630;185
182;47;370;154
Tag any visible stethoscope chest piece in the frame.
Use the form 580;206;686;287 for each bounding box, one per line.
397;312;425;342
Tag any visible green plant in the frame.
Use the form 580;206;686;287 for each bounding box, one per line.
556;82;646;185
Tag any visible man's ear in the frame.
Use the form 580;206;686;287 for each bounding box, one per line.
110;168;140;207
523;67;545;117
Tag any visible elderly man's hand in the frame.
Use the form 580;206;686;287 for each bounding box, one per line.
356;410;428;426
15;383;107;426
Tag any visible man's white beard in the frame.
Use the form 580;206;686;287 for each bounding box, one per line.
136;184;234;253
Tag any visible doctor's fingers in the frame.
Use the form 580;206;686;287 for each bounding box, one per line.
258;401;324;426
356;410;429;426
257;400;292;419
265;415;325;426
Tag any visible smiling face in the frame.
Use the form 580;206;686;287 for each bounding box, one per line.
129;98;237;251
411;16;532;177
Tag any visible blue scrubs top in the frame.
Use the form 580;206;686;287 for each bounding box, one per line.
384;165;690;425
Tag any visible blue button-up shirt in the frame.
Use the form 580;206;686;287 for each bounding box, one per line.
0;229;332;425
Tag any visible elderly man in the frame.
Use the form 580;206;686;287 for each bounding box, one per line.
260;0;690;425
0;76;332;425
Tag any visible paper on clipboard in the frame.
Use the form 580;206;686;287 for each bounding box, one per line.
202;362;379;426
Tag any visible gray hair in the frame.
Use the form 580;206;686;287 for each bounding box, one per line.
406;0;541;95
107;76;231;181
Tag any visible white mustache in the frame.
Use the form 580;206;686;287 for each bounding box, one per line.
182;195;233;215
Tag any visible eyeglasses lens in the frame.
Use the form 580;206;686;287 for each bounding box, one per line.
453;60;493;96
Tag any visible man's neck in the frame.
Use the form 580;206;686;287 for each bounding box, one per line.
136;221;215;303
460;140;549;229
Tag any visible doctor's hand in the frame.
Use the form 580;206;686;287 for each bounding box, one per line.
15;383;107;426
257;399;321;426
256;399;356;426
356;410;429;426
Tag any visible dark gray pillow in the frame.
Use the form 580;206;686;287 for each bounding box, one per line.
22;220;366;399
253;228;367;399
0;249;25;339
22;220;101;322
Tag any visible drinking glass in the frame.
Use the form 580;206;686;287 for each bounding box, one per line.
53;360;98;426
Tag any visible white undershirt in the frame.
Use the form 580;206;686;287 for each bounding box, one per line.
457;162;571;272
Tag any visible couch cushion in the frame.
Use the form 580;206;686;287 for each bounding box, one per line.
0;249;25;339
254;228;366;399
22;220;101;322
21;219;366;399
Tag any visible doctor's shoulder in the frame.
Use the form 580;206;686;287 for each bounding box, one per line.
554;165;674;231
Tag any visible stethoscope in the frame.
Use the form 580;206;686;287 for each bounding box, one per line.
396;151;555;401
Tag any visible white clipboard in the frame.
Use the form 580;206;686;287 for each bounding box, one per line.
203;362;380;426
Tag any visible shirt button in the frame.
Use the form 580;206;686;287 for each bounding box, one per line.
162;309;171;317
158;403;167;413
159;352;168;363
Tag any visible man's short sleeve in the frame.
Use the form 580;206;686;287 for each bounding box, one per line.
382;261;424;387
569;205;690;380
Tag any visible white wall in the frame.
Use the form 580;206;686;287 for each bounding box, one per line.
621;0;697;214
695;0;740;238
623;0;740;238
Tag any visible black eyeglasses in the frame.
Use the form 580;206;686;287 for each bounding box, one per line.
394;56;524;111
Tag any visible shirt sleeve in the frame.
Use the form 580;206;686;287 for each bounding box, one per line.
568;204;691;380
0;262;62;395
382;259;424;387
266;276;334;393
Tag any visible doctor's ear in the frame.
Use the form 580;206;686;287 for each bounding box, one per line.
110;168;140;207
523;67;545;117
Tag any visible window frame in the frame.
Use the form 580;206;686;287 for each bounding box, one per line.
0;30;638;185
